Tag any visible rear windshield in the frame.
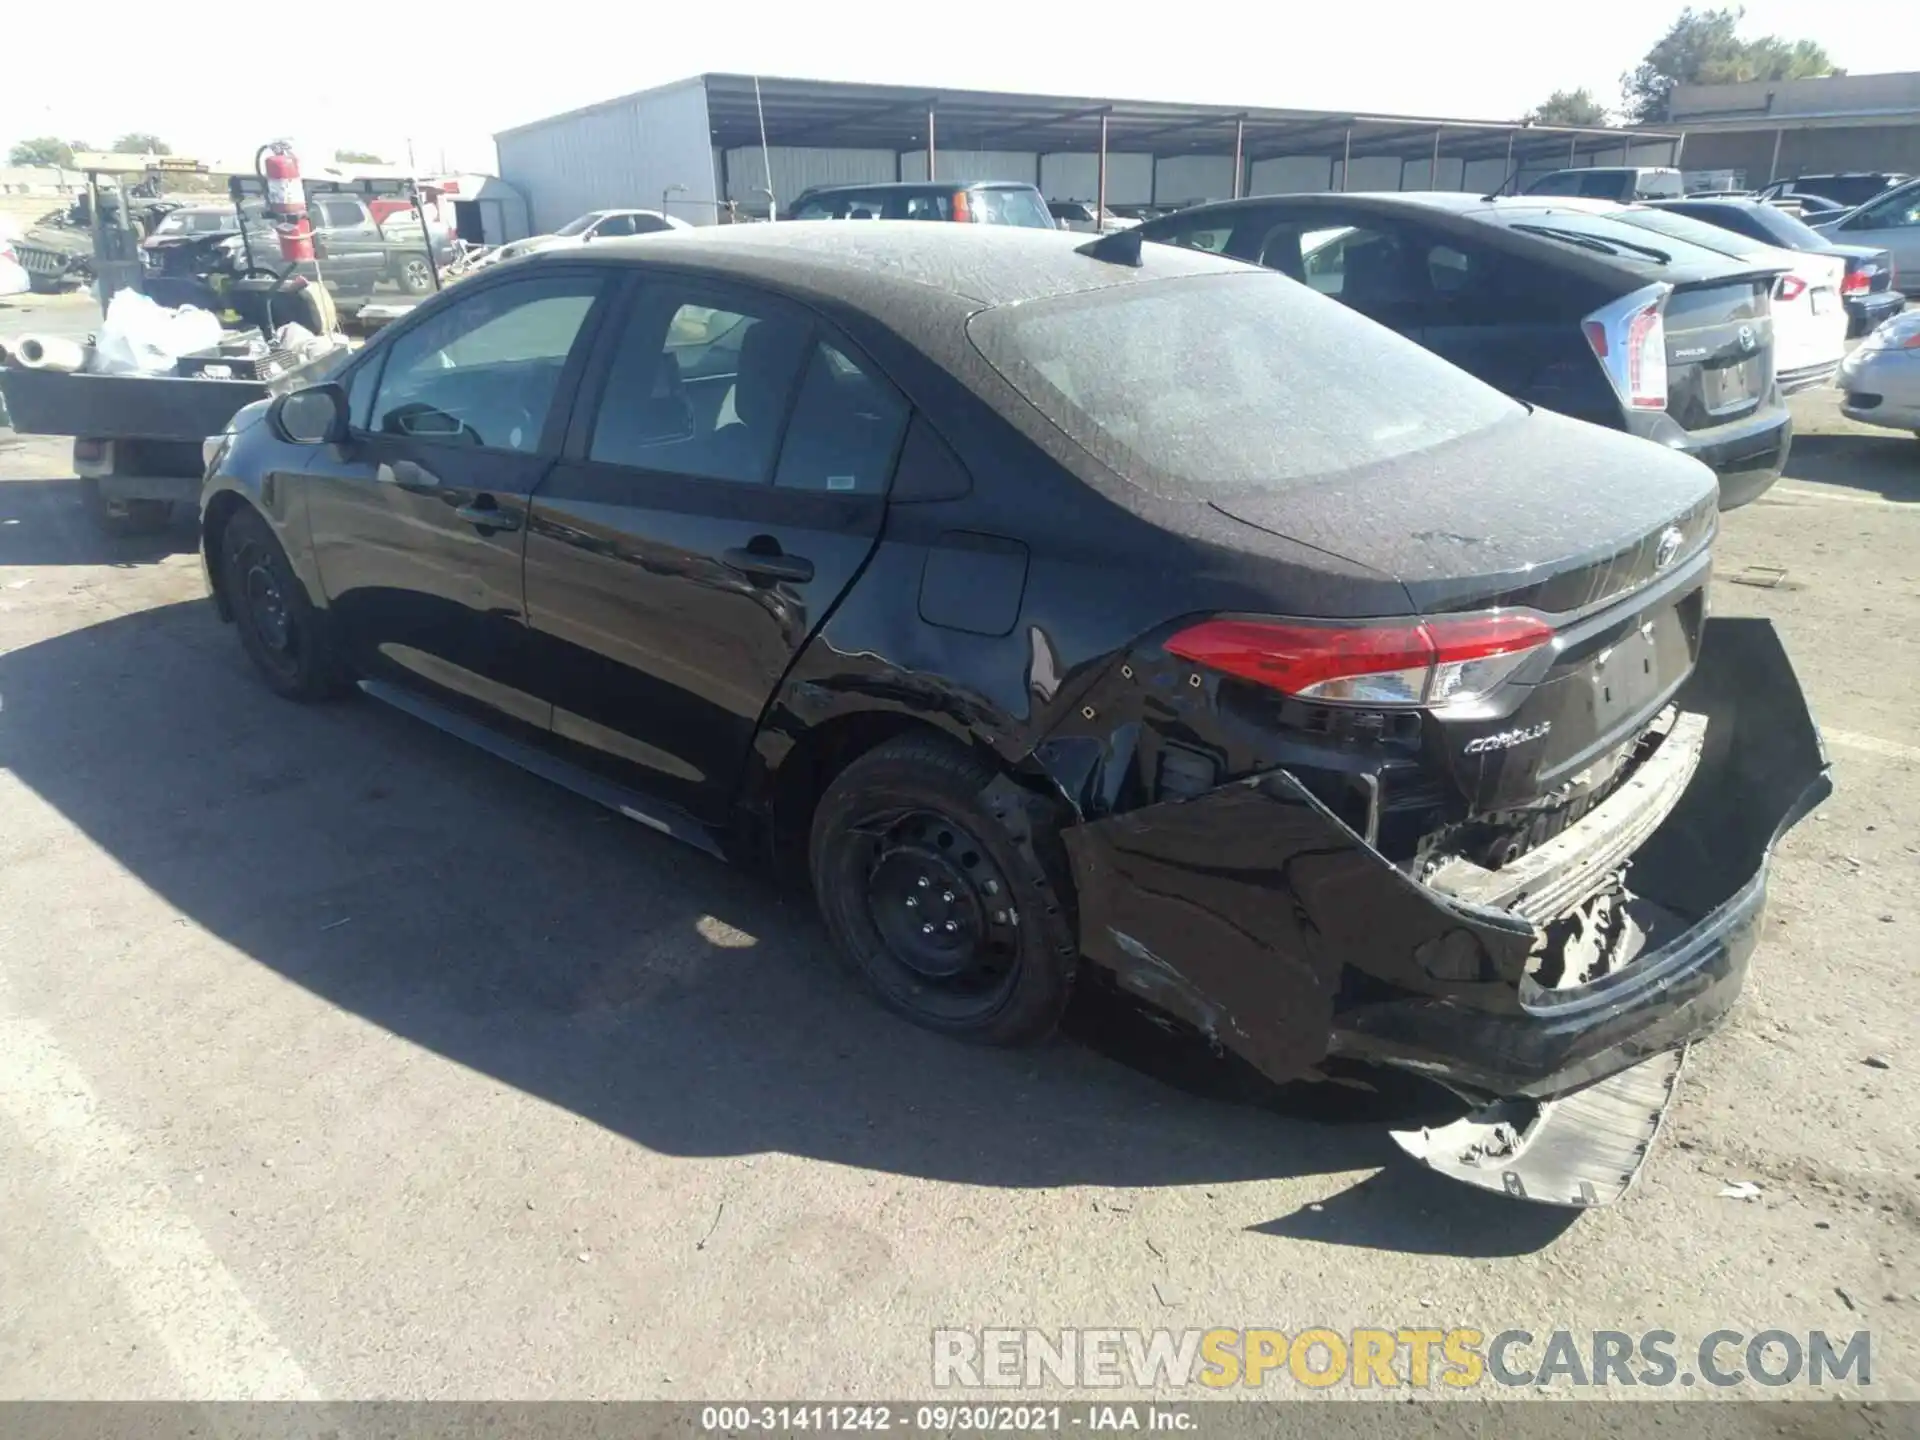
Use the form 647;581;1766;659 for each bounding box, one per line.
967;272;1518;495
1664;202;1827;249
1609;206;1781;259
973;187;1056;229
1526;170;1628;199
1795;176;1902;207
1472;206;1756;269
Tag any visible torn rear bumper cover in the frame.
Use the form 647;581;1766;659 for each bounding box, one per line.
1060;618;1829;1191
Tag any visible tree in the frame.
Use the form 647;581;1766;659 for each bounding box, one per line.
110;132;171;156
1622;7;1842;123
1524;89;1609;127
334;149;391;165
7;136;82;168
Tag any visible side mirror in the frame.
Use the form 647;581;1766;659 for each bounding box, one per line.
270;382;350;446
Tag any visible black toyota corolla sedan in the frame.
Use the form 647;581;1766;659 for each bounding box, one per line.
201;223;1828;1206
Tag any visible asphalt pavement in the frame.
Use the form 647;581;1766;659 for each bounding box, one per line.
0;289;1915;1402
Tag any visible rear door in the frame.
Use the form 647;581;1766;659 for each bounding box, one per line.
521;274;911;823
313;196;385;291
304;269;611;730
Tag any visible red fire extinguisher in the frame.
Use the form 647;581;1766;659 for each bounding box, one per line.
257;142;314;263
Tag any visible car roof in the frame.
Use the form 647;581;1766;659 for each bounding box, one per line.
547;220;1248;315
795;180;1038;195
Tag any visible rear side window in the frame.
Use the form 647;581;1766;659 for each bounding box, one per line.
774;343;910;494
968;272;1519;496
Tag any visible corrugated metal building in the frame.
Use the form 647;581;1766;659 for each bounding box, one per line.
495;74;1681;229
1662;72;1920;189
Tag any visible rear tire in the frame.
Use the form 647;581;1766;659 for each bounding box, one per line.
220;506;350;701
809;732;1077;1045
396;257;434;294
78;477;172;536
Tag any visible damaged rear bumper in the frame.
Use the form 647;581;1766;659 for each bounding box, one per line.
1060;617;1831;1110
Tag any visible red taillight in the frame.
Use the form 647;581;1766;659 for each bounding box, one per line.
1841;268;1872;296
1623;303;1665;408
1775;274;1807;302
951;190;972;223
1165;613;1554;710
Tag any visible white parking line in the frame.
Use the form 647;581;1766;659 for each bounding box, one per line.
1770;485;1910;509
0;992;318;1400
1825;728;1920;764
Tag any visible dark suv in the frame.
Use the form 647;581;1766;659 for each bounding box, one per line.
1136;192;1793;508
787;181;1055;228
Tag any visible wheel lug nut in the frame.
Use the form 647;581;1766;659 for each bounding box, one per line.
922;923;934;935
984;880;999;895
944;921;957;933
993;910;1007;923
905;896;917;908
917;876;930;889
942;890;954;903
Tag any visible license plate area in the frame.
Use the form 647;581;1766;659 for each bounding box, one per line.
1702;356;1761;414
1579;595;1697;734
1811;288;1837;315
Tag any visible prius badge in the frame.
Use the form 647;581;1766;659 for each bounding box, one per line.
1655;525;1684;569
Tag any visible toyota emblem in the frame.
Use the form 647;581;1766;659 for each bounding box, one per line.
1737;324;1757;352
1655;526;1684;569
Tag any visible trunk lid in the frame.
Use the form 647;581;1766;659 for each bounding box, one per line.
1661;277;1775;430
1207;408;1719;812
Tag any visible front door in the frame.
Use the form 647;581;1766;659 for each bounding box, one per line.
522;277;911;824
303;268;611;729
1833;185;1920;294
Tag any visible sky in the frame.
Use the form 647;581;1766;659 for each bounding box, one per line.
5;0;1920;177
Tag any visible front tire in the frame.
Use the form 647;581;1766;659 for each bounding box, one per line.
220;506;349;701
809;733;1077;1045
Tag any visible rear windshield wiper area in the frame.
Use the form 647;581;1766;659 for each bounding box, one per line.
1507;223;1672;265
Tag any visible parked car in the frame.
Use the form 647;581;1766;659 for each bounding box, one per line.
1837;310;1920;438
1551;200;1848;394
1524;167;1685;202
1648;195;1904;338
1755;173;1910;211
486;209;690;267
200;223;1828;1205
1810;177;1920;297
787;181;1055;228
1136;193;1794;507
1047;200;1138;234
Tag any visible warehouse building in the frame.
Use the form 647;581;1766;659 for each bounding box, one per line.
494;73;1682;229
1664;71;1920;189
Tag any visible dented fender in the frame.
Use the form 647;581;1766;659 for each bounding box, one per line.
1057;617;1831;1098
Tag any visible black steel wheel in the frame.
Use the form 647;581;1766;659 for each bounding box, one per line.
810;732;1076;1044
219;506;349;702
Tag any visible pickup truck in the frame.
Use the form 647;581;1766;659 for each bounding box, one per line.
142;194;453;304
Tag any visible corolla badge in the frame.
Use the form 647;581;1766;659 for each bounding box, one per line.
1655;525;1684;569
1737;324;1757;352
1464;721;1552;755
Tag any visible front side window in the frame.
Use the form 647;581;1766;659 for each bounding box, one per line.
366;274;601;451
319;200;363;229
1851;186;1920;230
593;214;638;238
